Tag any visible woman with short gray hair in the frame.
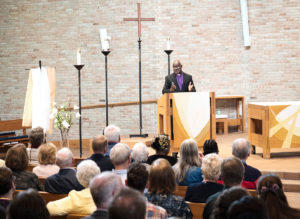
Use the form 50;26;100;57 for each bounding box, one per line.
131;142;149;162
185;153;224;203
47;160;100;216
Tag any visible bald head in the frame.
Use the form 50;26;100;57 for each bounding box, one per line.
90;172;123;209
173;60;182;74
232;138;251;161
56;147;73;168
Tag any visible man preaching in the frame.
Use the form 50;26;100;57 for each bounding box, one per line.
162;60;196;94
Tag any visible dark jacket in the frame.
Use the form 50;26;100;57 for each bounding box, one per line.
162;72;196;94
45;168;84;194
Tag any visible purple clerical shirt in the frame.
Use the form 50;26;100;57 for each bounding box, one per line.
176;73;183;90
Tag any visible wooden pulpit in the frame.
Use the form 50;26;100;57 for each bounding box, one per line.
157;92;216;152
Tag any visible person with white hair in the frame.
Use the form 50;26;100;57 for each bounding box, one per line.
104;125;120;157
83;172;123;219
232;138;261;189
47;160;100;216
131;142;149;163
185;153;224;203
45;147;84;194
173;139;203;186
110;143;131;184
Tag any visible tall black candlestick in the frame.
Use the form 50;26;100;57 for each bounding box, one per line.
164;50;173;75
74;64;84;158
101;50;111;127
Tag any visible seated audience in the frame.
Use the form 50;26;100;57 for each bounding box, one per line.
257;173;300;219
109;188;147;219
147;134;177;166
131;142;149;163
228;196;268;219
203;156;245;219
47;160;100;216
8;188;50;219
203;139;219;155
104;125;121;157
5;144;44;190
33;142;59;178
83;172;123;219
45;147;84;194
146;158;192;218
173;139;203;186
185;153;223;203
232;138;261;189
127;162;168;218
110;143;131;184
211;186;250;219
86;135;114;171
0;167;15;210
27;126;46;164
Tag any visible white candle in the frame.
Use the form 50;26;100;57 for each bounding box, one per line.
167;37;171;50
77;48;81;65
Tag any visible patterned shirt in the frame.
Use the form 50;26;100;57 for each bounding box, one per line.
146;193;192;219
146;202;168;219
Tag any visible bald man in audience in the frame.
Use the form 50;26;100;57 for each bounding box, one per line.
110;143;131;185
86;135;114;172
45;147;84;194
232;138;261;189
83;172;123;219
203;156;245;219
104;125;121;157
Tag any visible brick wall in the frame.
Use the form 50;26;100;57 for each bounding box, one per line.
1;0;300;141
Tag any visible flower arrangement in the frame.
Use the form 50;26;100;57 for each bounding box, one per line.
50;101;80;147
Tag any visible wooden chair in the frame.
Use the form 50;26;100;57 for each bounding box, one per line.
26;163;37;172
73;157;85;167
174;185;187;198
38;177;47;186
187;202;205;219
14;190;68;204
248;189;258;197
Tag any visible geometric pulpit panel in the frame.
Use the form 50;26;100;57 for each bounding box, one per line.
269;103;300;148
172;92;211;150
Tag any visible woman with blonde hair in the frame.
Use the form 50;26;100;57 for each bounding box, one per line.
173;139;203;186
33;143;59;178
146;158;192;218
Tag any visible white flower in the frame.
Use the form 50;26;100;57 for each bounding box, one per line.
53;102;57;106
61;105;64;108
74;105;80;110
52;108;58;115
62;120;70;129
76;112;81;118
54;119;58;124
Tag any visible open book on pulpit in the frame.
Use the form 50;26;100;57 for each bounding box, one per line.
157;92;216;152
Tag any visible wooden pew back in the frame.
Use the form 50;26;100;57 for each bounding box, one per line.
187;202;205;219
174;185;187;198
14;190;67;204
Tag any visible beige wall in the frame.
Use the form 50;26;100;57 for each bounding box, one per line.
1;0;300;140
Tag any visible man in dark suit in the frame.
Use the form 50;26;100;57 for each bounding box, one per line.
162;60;196;94
86;135;114;172
45;147;84;194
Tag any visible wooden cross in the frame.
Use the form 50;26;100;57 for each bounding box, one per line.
123;3;155;38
